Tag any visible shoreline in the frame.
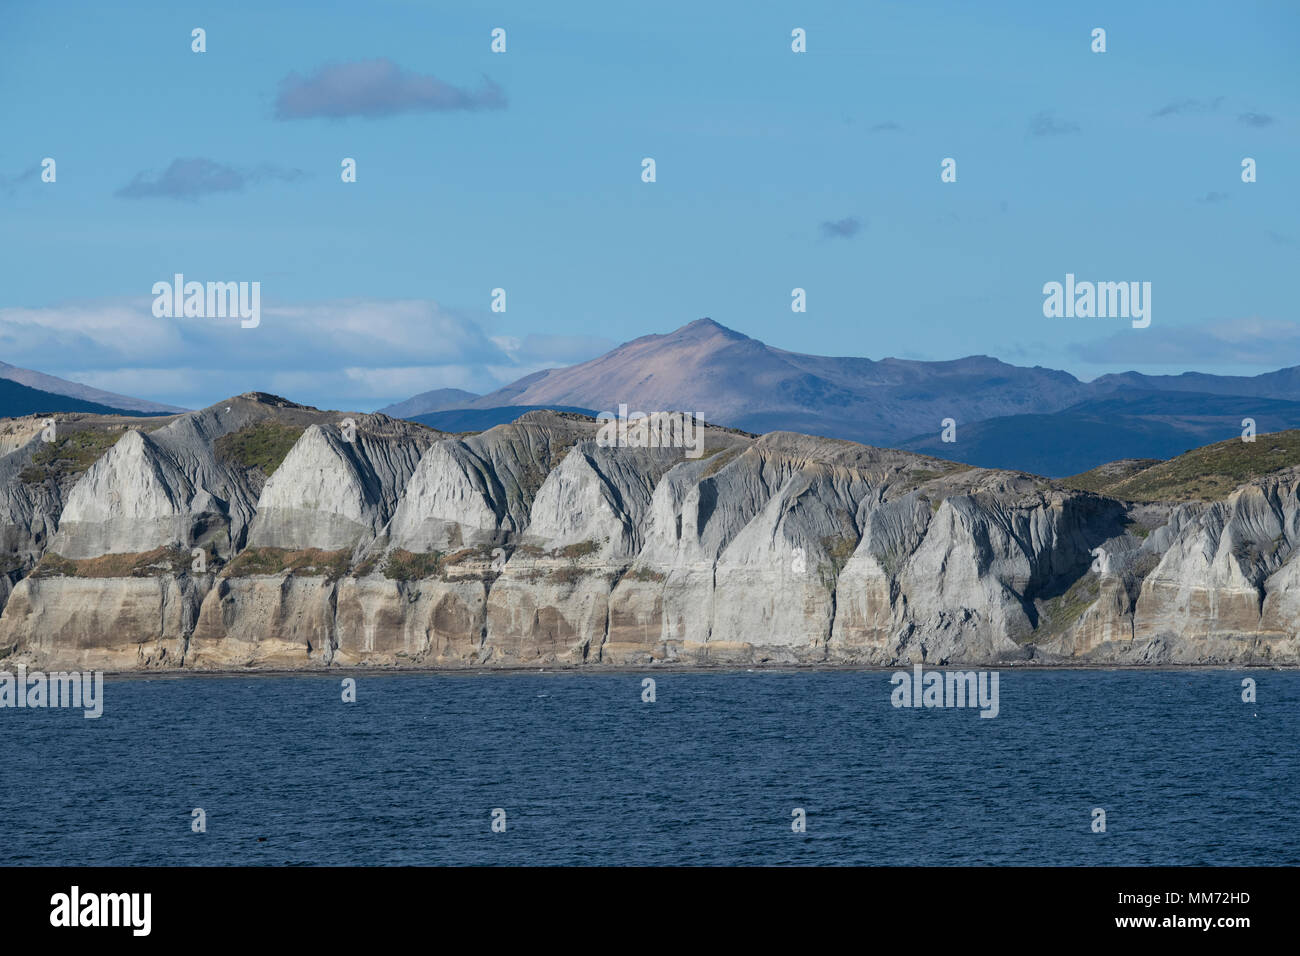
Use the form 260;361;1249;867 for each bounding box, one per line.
57;661;1300;680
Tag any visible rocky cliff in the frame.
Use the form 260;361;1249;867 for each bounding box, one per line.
0;393;1297;670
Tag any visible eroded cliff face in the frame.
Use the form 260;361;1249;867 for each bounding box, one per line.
0;395;1297;670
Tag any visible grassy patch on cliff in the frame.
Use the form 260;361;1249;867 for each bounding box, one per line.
1061;459;1161;495
381;549;442;581
31;546;192;578
1034;572;1101;639
625;566;667;583
501;541;599;561
906;461;973;489
550;565;586;586
215;422;306;476
355;548;495;580
555;540;600;559
19;429;123;484
907;469;944;485
1063;431;1300;502
223;547;350;579
816;534;860;591
700;445;745;478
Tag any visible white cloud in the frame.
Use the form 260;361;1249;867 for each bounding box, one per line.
0;297;611;411
1070;316;1300;367
63;367;215;400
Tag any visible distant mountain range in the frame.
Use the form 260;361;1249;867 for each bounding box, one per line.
377;318;1300;475
0;377;168;419
376;387;481;419
898;390;1300;476
1088;366;1300;400
420;319;1093;445
0;361;184;417
408;405;599;434
9;319;1300;476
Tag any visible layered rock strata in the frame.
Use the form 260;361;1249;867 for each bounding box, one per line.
1;396;1297;669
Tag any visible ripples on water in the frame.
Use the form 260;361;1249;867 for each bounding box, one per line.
1;670;1293;865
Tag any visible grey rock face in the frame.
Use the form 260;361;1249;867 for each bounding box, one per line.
0;573;201;670
50;429;198;559
247;421;430;552
1;398;1298;669
381;413;596;553
0;431;68;565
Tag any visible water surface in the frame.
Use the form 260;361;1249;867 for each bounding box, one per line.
1;670;1292;865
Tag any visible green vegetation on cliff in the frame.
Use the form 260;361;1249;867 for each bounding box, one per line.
1062;430;1300;502
31;546;193;578
223;547;349;579
19;429;123;484
215;422;306;476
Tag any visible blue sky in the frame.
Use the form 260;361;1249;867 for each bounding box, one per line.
1;0;1296;410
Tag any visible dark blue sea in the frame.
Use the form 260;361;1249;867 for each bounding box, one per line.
1;670;1294;865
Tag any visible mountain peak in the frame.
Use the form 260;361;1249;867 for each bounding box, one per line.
230;392;318;410
453;318;1100;447
381;319;1300;463
670;318;748;342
